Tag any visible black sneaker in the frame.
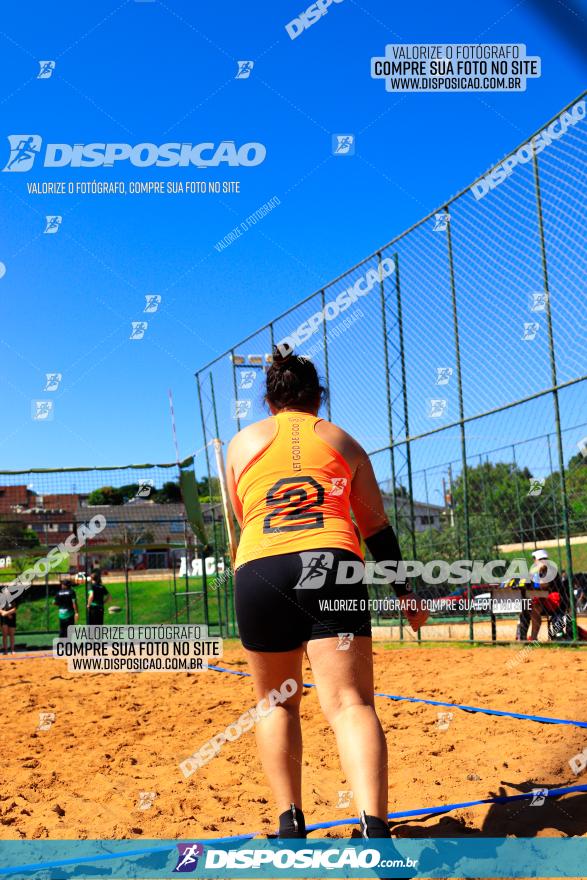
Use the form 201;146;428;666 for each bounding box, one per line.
278;803;306;839
359;811;391;838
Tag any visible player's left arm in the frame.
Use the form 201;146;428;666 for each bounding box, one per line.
226;437;243;528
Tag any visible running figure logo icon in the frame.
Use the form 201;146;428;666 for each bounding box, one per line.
44;215;62;234
530;292;548;312
329;477;347;496
434;367;453;386
173;843;204;872
529;788;548;807
136;479;154;498
144;294;161;313
3;135;42;172
336;633;354;651
32;400;54;421
130;321;148;340
294;551;334;589
44;373;62;391
236;61;254;79
433;212;450;232
238;370;257;390
522;322;539;341
332;134;355;156
37;60;56;79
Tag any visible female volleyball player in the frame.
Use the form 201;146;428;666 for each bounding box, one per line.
226;349;427;840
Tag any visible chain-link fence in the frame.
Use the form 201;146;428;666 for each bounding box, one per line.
0;460;236;647
195;91;587;642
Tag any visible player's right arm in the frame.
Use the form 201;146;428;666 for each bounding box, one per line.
345;435;428;632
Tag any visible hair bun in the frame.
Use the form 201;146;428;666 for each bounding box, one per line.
271;345;294;366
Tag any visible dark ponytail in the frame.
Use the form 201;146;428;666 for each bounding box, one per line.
265;348;326;413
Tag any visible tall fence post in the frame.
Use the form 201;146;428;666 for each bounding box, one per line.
320;290;332;421
394;253;418;641
512;444;525;550
532;153;577;639
196;372;214;515
230;349;242;432
444;206;473;641
378;252;399;534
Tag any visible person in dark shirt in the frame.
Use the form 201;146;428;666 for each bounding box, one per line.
87;572;110;625
1;599;17;654
54;580;78;638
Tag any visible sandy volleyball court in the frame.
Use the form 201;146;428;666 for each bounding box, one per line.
1;643;586;842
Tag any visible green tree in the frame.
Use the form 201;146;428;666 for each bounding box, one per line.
152;481;182;504
87;486;125;506
0;519;41;552
450;460;542;546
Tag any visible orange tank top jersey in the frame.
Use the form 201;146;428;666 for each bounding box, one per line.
235;412;362;568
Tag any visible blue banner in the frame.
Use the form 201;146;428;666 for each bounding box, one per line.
1;838;587;878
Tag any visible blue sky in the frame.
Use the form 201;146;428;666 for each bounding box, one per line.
0;0;586;483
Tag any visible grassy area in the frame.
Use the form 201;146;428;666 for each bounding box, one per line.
501;543;587;573
13;576;235;637
0;556;69;582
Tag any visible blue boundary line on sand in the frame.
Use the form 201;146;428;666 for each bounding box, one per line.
2;785;587;875
6;656;585;728
206;664;587;729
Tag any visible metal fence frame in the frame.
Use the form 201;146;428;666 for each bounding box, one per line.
195;91;587;643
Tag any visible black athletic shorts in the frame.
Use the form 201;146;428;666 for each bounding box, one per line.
2;615;16;629
235;548;371;652
88;606;104;626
